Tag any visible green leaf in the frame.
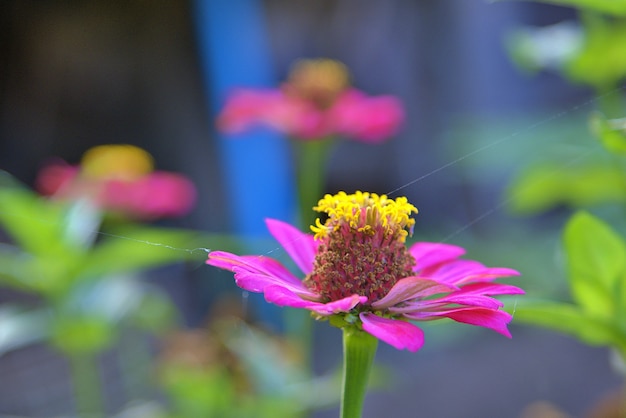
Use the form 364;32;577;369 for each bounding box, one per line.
0;187;72;257
564;211;626;317
51;315;115;354
506;162;626;214
565;15;626;89
0;244;32;290
0;242;82;298
513;301;624;346
590;112;626;155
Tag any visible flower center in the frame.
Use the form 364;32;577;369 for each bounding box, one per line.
282;58;350;108
81;144;154;181
304;191;418;305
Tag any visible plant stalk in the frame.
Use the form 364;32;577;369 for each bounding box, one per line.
69;352;104;418
340;327;378;418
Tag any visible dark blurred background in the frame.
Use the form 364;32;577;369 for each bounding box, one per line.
0;1;619;417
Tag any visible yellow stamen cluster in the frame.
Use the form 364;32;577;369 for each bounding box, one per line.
284;58;350;107
81;144;154;181
311;191;418;242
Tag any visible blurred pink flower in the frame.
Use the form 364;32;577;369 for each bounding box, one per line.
36;145;196;219
207;191;523;352
217;59;404;142
328;89;405;143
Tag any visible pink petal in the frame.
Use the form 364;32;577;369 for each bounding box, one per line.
427;260;520;286
307;294;368;316
426;282;525;309
265;218;318;275
207;251;319;299
371;276;457;310
263;285;322;308
409;242;466;272
35;161;79;196
264;285;365;315
405;307;513;338
208;251;299;285
217;89;283;133
283;101;328;138
328;90;404;142
431;295;504;310
126;172;196;217
232;269;319;299
360;313;424;352
206;250;248;270
454;282;525;296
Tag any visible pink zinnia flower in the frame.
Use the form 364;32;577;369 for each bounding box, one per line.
36;144;196;219
207;191;523;352
217;59;404;142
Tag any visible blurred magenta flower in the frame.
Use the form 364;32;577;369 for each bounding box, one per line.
207;191;523;352
36;144;196;219
217;59;404;142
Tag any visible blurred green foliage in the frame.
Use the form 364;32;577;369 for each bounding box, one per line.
506;158;626;214
506;13;626;94
565;15;626;91
0;171;335;417
513;212;626;356
156;319;342;418
0;179;204;355
590;111;626;154
501;0;626;361
504;4;626;216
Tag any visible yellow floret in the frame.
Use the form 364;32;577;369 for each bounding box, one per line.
81;144;154;181
287;58;350;98
311;191;418;241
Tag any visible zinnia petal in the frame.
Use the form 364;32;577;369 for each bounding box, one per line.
217;89;283;133
264;285;365;315
424;282;525;309
307;294;367;316
360;313;424;352
371;276;457;310
263;285;322;308
410;242;466;272
427;260;520;285
405;307;514;337
208;251;319;299
232;268;319;299
208;251;300;285
265;218;318;275
328;90;404;142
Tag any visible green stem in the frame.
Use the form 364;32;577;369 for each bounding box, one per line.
118;329;152;401
341;327;378;418
69;352;104;418
294;138;333;229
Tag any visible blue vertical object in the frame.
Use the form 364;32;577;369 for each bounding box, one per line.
193;0;296;328
193;0;295;237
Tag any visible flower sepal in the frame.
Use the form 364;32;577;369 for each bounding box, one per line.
326;311;359;329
